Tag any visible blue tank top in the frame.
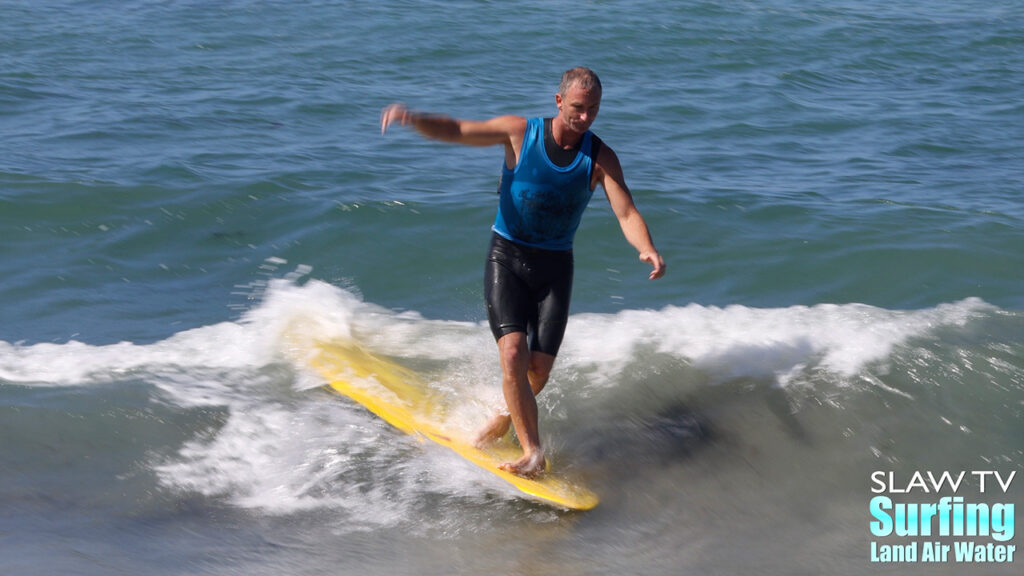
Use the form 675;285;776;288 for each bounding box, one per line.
492;117;596;251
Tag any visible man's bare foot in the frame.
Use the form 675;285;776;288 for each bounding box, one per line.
498;449;546;478
473;412;512;448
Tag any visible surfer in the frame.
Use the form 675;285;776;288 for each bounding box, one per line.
381;67;665;477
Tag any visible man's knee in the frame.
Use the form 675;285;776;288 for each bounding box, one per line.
527;352;556;394
497;332;529;368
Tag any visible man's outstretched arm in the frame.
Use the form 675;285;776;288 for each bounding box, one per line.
381;103;525;148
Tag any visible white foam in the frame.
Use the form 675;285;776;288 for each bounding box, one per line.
0;324;247;388
0;279;362;391
154;399;419;519
563;297;995;389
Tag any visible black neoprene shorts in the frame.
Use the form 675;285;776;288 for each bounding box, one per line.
484;232;574;356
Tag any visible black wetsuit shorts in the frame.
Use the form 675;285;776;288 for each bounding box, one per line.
484;232;574;356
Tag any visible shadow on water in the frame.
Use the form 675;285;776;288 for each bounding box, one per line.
573;396;719;468
638;401;717;462
567;352;820;475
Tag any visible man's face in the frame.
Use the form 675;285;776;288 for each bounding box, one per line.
555;83;601;135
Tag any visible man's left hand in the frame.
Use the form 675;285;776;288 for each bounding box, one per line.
640;251;666;280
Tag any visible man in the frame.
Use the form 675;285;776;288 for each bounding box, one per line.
380;67;665;477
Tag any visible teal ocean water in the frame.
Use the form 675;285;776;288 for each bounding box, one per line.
2;1;1022;574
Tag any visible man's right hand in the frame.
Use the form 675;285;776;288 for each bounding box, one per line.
380;103;412;134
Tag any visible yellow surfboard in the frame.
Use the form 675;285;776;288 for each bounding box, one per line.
306;340;599;511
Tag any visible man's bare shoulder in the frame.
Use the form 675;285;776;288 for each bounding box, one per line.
592;136;623;174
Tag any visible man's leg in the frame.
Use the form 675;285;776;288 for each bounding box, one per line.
492;331;549;477
474;340;555;447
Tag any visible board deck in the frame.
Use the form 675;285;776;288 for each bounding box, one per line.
306;340;599;510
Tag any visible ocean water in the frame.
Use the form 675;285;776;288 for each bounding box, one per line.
1;1;1022;574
